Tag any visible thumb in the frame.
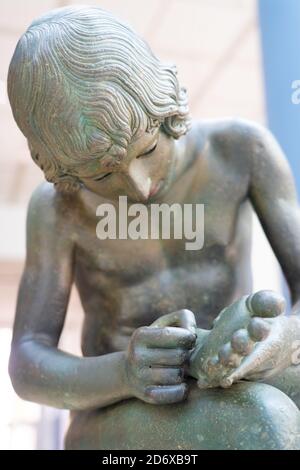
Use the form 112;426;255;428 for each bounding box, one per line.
150;309;197;334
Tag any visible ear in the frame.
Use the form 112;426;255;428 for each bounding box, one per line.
54;175;82;193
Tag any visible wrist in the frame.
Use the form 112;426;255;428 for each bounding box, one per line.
119;351;133;400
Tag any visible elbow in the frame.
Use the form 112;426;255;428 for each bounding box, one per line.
8;341;80;410
9;343;37;402
9;347;26;399
9;351;25;400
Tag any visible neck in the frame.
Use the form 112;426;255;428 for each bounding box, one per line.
151;129;199;204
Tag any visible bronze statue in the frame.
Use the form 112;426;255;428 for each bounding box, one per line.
7;6;300;449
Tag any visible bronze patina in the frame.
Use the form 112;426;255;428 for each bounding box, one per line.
7;6;300;449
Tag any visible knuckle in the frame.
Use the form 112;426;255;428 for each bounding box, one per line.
130;346;144;365
130;348;138;363
130;329;140;345
176;384;188;401
133;326;148;342
173;370;184;383
144;387;157;403
181;382;188;396
177;350;189;364
182;331;196;345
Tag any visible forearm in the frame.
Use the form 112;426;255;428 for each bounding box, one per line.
9;339;131;410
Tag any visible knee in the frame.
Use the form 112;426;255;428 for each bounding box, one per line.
220;382;300;449
65;381;300;450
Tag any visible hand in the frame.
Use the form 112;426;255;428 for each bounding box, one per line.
221;314;300;387
125;309;197;404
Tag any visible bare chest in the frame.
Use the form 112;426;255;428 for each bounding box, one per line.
72;149;251;353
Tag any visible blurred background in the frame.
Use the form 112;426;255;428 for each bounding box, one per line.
0;0;299;449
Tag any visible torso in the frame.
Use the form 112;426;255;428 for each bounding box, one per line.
69;120;253;356
60;118;258;446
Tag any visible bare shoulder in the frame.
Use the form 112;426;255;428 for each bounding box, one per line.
190;118;296;204
191;117;273;146
191;117;274;162
27;181;78;238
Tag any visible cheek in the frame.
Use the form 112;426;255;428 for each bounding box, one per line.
149;140;174;175
83;176;129;198
157;145;175;178
81;180;108;196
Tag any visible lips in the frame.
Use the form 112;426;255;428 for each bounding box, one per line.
149;181;162;198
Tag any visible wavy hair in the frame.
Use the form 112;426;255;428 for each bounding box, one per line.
8;6;191;191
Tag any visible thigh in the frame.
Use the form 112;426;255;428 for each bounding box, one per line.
65;380;300;450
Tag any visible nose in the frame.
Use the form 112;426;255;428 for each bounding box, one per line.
126;158;152;201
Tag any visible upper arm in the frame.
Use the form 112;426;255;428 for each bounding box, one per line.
247;123;300;300
12;183;75;346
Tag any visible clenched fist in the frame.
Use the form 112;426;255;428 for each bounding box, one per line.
124;309;197;404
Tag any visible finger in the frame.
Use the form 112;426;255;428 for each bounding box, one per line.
138;348;190;366
248;317;271;341
231;329;255;355
220;341;275;388
144;383;188;404
135;326;196;349
247;290;285;318
150;309;197;334
218;343;241;368
143;367;184;385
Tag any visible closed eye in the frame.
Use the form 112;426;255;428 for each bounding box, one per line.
137;142;158;158
94;172;112;181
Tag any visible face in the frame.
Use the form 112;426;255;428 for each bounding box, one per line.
79;126;178;203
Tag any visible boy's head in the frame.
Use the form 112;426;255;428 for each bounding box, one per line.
8;5;190;195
